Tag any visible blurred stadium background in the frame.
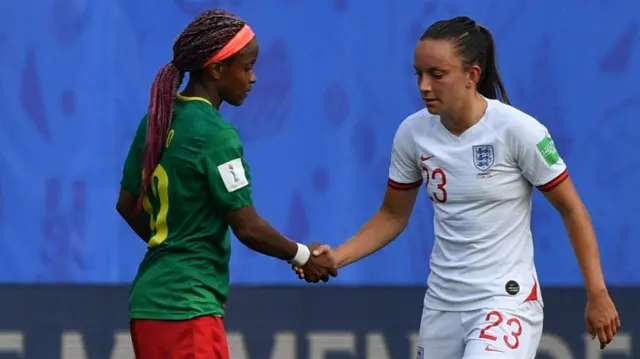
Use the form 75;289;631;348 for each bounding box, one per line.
0;0;639;358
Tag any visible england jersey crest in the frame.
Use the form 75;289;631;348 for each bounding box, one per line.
472;145;495;171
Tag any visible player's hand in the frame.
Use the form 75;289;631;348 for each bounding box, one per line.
585;290;620;349
292;244;333;279
294;244;336;283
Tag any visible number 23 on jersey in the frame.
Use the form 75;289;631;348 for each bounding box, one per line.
422;165;448;204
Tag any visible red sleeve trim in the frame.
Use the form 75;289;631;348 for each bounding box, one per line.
388;178;422;190
537;170;569;192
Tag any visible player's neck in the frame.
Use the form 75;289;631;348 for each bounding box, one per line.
440;95;487;136
181;79;222;109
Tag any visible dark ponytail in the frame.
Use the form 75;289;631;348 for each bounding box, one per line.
136;9;246;213
420;16;511;105
475;25;510;105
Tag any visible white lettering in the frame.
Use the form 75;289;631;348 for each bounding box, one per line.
110;331;134;358
584;332;632;359
0;332;23;357
61;331;133;359
537;333;574;359
270;332;296;359
366;332;391;359
308;332;355;359
407;332;419;359
228;332;250;359
229;331;296;359
61;332;87;359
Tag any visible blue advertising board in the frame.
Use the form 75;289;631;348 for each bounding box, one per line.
0;286;636;358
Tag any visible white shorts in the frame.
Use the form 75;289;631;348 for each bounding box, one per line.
416;301;543;359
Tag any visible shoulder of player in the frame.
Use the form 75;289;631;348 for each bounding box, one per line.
133;114;149;137
177;102;227;126
396;108;437;138
485;100;547;138
191;127;244;169
172;106;242;156
175;103;238;138
200;123;246;162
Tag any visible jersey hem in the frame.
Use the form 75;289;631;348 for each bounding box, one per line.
226;200;252;212
129;309;225;321
129;310;224;321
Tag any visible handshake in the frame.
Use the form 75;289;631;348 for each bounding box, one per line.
290;242;338;283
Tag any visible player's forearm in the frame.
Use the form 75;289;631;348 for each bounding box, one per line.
116;190;151;243
131;215;151;242
335;209;406;268
561;204;607;296
235;216;298;261
119;210;151;242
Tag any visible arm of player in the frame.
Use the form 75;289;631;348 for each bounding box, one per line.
332;186;419;268
509;117;619;347
202;129;336;280
116;189;151;242
508;118;607;295
543;180;606;295
116;117;151;242
543;177;620;347
201;129;296;259
227;206;298;260
319;119;422;269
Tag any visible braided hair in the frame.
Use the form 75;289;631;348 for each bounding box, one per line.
421;16;510;104
138;10;246;211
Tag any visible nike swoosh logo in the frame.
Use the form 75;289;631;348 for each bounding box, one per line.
421;155;435;161
484;345;504;353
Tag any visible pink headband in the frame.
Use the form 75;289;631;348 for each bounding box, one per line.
203;25;255;68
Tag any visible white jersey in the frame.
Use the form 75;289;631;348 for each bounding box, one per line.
388;98;567;311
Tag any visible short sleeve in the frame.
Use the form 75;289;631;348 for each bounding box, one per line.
120;117;147;195
388;120;422;190
200;129;253;212
508;117;568;191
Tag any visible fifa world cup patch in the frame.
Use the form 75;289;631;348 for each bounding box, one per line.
505;280;520;295
536;135;560;166
218;158;249;192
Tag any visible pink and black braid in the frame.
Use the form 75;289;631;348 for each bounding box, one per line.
137;10;246;211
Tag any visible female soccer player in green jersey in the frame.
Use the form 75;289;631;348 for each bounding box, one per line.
116;9;336;359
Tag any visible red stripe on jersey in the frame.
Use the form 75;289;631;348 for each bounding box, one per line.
524;276;539;302
388;179;422;190
537;170;569;192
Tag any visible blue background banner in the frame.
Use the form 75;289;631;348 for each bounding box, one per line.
1;0;639;284
0;286;637;359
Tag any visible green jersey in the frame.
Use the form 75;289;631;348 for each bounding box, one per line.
120;94;253;320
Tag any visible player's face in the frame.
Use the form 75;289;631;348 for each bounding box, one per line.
413;39;474;116
215;39;259;106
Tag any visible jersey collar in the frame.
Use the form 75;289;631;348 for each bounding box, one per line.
176;93;212;106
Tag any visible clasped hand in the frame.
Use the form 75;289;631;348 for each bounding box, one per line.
293;243;337;283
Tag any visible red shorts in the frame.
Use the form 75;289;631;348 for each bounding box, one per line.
130;316;229;359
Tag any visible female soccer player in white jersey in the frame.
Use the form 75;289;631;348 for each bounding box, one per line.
294;16;620;359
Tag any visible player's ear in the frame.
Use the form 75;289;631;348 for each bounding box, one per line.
467;64;482;86
206;61;224;81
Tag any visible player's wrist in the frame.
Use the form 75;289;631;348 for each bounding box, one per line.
289;243;310;266
585;282;608;298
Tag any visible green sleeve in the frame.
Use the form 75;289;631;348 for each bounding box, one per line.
199;128;253;212
120;117;148;195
